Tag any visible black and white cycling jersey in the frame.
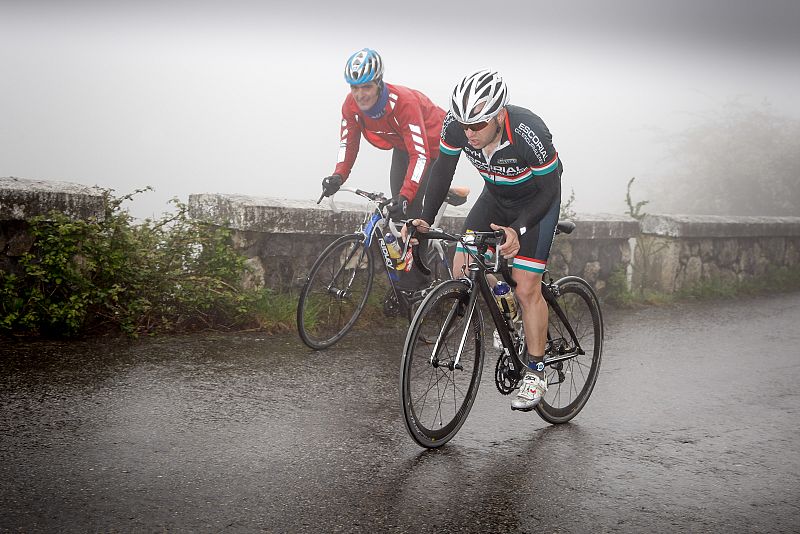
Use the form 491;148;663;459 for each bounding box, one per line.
422;104;562;241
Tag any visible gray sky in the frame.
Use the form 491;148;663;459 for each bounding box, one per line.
2;0;799;219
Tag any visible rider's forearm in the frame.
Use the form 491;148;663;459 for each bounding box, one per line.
333;154;356;182
398;155;425;203
420;153;459;224
509;171;561;236
333;113;362;181
398;102;435;204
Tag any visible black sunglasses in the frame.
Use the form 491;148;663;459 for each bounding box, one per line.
459;120;491;132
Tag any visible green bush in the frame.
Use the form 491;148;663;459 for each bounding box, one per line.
604;266;635;307
0;189;258;337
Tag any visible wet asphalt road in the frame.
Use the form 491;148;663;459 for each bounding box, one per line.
1;292;799;533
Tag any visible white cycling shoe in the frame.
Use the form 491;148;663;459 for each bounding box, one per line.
511;372;548;411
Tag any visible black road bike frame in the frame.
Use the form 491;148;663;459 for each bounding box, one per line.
411;222;591;382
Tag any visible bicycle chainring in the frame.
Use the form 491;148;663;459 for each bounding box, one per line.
494;352;522;395
383;292;403;318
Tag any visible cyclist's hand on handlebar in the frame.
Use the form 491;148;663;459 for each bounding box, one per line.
386;194;408;220
490;223;520;259
401;218;430;245
321;174;343;197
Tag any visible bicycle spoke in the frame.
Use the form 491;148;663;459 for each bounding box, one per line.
411;358;473;419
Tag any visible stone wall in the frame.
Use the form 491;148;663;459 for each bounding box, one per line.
636;214;800;293
0;177;105;275
188;194;800;296
188;193;639;296
3;178;798;299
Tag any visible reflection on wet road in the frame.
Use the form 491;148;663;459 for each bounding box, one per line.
1;292;799;532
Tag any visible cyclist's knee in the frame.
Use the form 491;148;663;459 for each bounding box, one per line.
513;273;544;304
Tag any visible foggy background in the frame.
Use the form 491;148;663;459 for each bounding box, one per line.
2;0;799;220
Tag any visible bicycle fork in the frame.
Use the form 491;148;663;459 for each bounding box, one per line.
429;279;478;371
326;236;368;299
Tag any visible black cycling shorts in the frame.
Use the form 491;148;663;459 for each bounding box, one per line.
457;188;560;274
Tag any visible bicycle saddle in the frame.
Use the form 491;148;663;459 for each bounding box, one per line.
556;220;575;234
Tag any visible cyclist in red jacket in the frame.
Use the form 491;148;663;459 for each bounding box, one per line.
320;48;445;296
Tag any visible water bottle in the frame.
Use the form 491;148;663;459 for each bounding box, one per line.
492;281;519;322
384;232;406;270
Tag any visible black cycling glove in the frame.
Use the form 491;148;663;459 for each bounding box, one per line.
321;174;343;197
386;195;409;220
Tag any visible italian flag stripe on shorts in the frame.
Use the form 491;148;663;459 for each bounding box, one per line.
512;255;546;273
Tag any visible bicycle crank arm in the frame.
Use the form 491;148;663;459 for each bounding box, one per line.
544;351;582;367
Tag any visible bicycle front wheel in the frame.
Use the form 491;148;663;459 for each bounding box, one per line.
536;276;603;424
400;280;484;448
297;234;374;350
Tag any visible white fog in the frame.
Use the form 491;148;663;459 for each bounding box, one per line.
2;0;799;219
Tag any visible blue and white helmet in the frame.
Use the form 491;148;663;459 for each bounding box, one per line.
450;69;509;124
344;48;384;85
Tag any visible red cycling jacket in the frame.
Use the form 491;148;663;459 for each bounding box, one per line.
332;82;445;202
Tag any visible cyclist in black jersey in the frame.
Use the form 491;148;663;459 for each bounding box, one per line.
406;69;562;411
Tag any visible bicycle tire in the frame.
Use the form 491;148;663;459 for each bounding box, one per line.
536;276;603;424
400;279;484;448
297;234;374;350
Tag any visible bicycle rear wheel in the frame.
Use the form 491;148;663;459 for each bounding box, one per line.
400;280;484;448
297;234;374;350
536;276;603;424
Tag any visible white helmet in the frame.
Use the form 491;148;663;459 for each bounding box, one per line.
450;69;508;124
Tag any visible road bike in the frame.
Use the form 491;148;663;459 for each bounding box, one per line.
296;185;468;350
400;222;604;448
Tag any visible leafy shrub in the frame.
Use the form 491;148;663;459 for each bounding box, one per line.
0;189;256;337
